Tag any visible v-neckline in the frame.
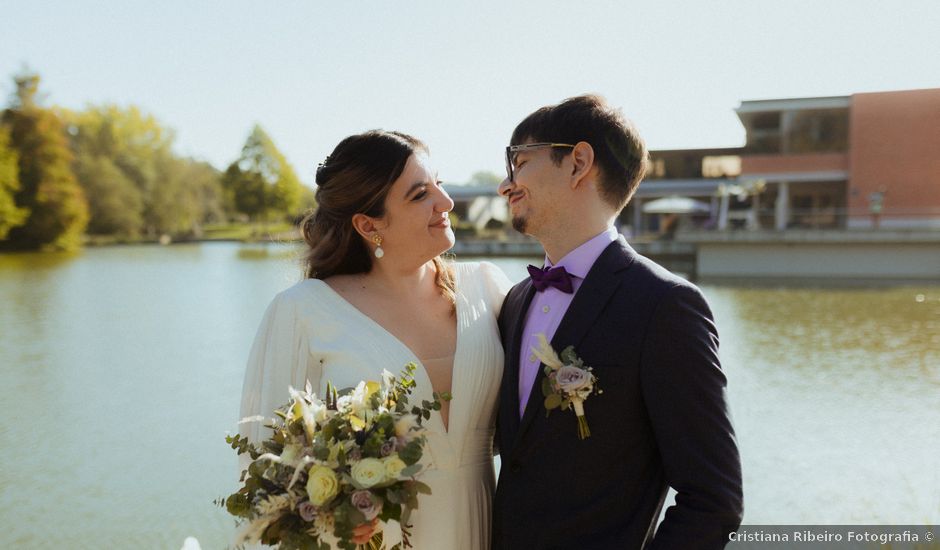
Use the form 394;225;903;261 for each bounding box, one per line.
311;273;463;435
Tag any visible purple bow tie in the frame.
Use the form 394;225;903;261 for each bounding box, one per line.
528;264;574;294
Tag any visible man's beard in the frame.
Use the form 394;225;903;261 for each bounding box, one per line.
511;215;527;234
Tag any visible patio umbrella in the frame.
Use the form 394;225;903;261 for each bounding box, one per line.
642;195;711;214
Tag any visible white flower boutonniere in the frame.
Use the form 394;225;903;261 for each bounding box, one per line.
531;333;600;439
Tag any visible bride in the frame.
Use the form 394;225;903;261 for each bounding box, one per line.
239;130;510;549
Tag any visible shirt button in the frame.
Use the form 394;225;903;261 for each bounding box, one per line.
528;354;536;362
542;305;550;313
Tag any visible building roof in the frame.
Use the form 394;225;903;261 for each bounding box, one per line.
635;179;732;198
736;95;850;114
738;170;848;182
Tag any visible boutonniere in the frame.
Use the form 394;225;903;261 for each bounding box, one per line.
531;333;600;439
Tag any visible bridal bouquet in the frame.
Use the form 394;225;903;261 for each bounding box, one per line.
220;364;449;550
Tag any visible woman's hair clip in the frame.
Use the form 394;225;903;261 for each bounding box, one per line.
316;155;331;175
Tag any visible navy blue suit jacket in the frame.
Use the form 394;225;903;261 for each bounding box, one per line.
493;238;743;549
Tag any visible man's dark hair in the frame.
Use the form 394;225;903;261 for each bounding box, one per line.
510;94;649;211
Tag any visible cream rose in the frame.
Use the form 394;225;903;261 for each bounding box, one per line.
351;458;386;488
305;465;339;506
383;455;407;479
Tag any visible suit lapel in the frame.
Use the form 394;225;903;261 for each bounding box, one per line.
502;280;536;442
514;238;636;448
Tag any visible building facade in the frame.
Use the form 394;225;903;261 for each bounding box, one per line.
630;87;940;237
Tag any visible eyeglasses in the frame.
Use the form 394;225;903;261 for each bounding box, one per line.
505;142;576;182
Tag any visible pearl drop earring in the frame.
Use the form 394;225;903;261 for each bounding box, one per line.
372;234;384;258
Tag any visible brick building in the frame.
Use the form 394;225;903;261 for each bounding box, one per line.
631;88;940;235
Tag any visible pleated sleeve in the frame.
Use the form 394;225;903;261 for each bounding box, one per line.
477;261;513;317
238;287;315;461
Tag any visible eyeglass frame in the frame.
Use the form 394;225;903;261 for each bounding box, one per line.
505;142;576;182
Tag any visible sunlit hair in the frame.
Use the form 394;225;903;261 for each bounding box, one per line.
301;130;455;309
510;94;649;211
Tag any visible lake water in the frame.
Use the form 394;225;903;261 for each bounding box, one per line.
1;242;938;549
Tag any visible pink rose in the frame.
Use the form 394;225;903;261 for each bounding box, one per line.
297;500;317;522
555;366;592;392
350;490;380;521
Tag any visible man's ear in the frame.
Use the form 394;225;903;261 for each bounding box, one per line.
569;141;596;189
351;213;381;241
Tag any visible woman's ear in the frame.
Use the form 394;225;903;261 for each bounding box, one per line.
351;213;379;241
569;141;596;189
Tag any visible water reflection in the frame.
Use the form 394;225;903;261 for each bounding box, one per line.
706;284;940;523
0;244;937;547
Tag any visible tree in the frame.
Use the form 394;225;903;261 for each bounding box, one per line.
223;125;302;222
148;155;224;237
2;71;88;250
184;159;226;227
65;104;226;239
0;126;29;239
73;155;142;237
65;104;170;238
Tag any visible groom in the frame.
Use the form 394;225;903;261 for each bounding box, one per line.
493;95;743;549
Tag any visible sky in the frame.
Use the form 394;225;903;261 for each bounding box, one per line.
3;0;939;186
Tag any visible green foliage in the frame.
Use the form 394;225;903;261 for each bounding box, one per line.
560;346;581;366
398;439;423;466
0;126;28;239
65;104;225;239
1;71;88;250
225;492;251;517
543;393;563;411
226;433;261;459
223;125;303;222
279;529;325;550
74;155;143;236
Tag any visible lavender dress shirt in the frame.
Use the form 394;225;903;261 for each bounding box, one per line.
517;226;619;416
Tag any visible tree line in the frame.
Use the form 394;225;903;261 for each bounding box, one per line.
0;70;312;251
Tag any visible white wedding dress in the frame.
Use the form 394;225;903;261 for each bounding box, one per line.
239;261;510;550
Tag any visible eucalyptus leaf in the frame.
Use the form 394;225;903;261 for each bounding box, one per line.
560;346;578;364
544;393;563;410
400;463;422;478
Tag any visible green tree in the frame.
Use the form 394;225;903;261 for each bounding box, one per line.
74;155;143;237
66;104;226;239
223;125;302;222
0;126;29;239
65;104;171;238
148;155;224;238
183;159;226;227
2;72;88;250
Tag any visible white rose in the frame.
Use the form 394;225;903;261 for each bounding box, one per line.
351;458;386;488
383;455;408;479
306;465;339;506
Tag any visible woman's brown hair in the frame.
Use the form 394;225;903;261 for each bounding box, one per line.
301;130;455;308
